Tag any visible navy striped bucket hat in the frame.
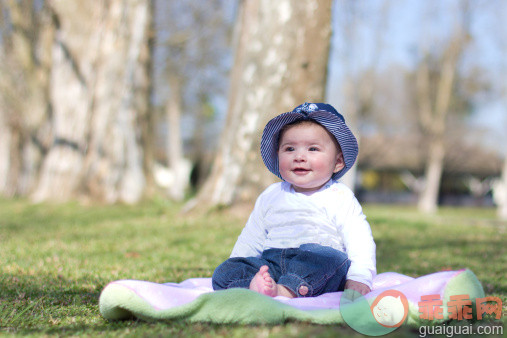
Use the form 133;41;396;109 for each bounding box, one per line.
260;102;358;181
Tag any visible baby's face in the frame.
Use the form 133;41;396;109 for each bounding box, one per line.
278;122;344;193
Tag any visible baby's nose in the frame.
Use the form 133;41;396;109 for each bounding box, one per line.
295;152;306;161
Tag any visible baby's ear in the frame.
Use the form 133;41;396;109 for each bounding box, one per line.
334;154;345;173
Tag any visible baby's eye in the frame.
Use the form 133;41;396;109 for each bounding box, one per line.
283;146;295;152
309;147;319;151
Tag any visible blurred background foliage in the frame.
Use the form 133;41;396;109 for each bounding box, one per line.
0;0;505;217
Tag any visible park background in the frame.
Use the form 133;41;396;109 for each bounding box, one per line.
0;0;505;336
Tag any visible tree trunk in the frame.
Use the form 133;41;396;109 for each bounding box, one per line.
497;158;507;220
0;1;53;197
166;75;190;201
416;19;468;213
33;0;151;203
187;0;332;210
85;0;151;204
0;109;18;196
417;137;445;213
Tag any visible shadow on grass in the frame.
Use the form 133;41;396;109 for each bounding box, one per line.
0;272;106;330
12;318;427;337
0;273;104;302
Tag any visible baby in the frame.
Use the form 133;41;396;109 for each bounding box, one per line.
212;102;376;298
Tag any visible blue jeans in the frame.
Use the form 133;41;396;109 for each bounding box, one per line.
212;243;350;297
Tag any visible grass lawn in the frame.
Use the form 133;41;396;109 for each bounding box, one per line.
0;198;505;337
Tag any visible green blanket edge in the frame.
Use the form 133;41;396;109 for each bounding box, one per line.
99;269;485;325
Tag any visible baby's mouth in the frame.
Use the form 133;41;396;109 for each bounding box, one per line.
293;168;310;174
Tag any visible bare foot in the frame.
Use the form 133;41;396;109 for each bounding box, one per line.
249;266;299;298
249;266;277;297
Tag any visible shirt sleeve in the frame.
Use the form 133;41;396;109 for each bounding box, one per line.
341;195;377;289
230;193;267;258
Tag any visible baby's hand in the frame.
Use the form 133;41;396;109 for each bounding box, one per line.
344;280;371;296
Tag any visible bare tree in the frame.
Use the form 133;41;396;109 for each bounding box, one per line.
415;2;471;213
153;0;233;201
331;0;390;191
32;0;152;203
186;0;333;210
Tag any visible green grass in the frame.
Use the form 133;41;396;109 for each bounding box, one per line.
0;198;505;336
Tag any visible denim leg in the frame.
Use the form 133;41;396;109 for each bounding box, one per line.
273;244;350;297
212;256;271;290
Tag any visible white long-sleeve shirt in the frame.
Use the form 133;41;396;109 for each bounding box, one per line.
230;180;376;288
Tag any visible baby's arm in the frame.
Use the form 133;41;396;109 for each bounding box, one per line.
341;195;376;292
230;194;266;258
230;215;265;257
